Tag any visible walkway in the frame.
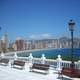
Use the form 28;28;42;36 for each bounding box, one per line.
0;63;73;80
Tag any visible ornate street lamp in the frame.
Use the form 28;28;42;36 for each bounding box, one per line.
68;19;75;68
62;20;80;78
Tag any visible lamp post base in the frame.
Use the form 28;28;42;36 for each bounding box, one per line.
70;61;75;68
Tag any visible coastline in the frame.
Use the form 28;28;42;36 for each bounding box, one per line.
9;48;69;54
12;47;80;54
5;48;80;61
5;48;80;56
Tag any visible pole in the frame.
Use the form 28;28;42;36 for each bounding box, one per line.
71;30;75;68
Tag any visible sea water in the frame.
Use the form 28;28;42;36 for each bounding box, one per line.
18;48;80;60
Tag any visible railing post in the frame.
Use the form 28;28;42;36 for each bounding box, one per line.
0;51;5;58
56;54;62;71
28;53;33;64
14;52;18;60
41;54;46;64
78;60;80;69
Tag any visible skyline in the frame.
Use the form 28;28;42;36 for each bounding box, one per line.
0;0;80;41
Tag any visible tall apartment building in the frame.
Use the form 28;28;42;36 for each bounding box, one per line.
15;37;26;51
0;34;9;52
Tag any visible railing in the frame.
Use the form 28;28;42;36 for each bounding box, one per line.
3;55;79;69
32;58;79;69
61;60;79;69
0;51;80;69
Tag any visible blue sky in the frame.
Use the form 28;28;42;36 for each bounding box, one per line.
0;0;80;41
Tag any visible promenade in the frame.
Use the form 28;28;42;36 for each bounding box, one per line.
0;63;72;80
0;51;80;80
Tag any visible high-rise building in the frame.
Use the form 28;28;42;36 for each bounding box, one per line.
0;34;9;52
15;37;26;51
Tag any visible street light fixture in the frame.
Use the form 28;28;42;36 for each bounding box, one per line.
68;19;75;68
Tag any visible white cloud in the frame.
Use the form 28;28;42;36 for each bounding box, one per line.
29;35;36;39
29;33;52;39
42;33;52;39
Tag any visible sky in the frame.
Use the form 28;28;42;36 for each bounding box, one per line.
0;0;80;41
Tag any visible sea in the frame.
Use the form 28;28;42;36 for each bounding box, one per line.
17;48;80;60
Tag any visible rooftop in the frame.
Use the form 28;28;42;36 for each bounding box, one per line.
0;62;76;80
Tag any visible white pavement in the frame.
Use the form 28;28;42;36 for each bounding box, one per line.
0;63;72;80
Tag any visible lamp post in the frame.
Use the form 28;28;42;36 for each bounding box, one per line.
68;19;75;68
0;26;1;52
62;20;79;77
